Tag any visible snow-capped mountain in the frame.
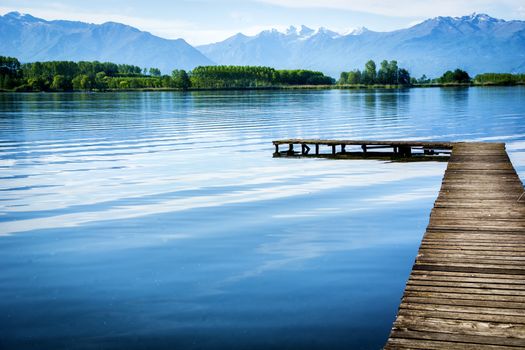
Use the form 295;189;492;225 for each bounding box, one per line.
1;12;524;77
198;13;525;77
0;12;213;73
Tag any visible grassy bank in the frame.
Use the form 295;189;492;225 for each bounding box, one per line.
2;81;524;93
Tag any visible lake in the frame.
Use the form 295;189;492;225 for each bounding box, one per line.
1;87;524;349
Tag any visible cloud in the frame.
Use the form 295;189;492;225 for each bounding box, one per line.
0;5;289;45
255;0;525;19
0;5;225;45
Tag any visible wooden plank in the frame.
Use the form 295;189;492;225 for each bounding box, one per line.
272;139;455;148
389;329;525;347
430;211;525;219
424;231;525;238
409;270;525;281
403;290;525;303
417;249;525;258
386;141;525;348
398;308;525;325
413;264;525;275
402;296;525;309
400;302;525;317
393;315;525;339
405;285;525;297
386;337;521;350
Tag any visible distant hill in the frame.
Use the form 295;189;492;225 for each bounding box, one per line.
198;14;525;78
1;12;524;78
0;12;213;73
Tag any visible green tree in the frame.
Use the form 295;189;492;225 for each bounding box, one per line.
119;80;130;89
95;72;108;90
347;70;362;84
172;69;190;89
339;71;349;84
27;77;48;91
474;73;521;85
72;74;93;90
439;69;471;84
363;60;376;84
417;74;430;84
397;68;411;85
387;60;399;84
149;68;161;77
377;60;389;84
50;75;69;91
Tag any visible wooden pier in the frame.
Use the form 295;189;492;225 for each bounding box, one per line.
272;139;454;160
273;140;525;349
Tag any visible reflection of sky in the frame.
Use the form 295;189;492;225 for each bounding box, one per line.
0;88;525;349
0;160;444;235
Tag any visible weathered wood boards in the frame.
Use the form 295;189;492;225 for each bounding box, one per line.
385;142;525;349
272;139;455;149
272;139;454;160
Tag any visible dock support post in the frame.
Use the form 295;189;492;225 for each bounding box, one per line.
275;144;279;153
361;145;367;153
287;144;294;156
399;145;412;157
332;145;336;155
341;145;346;153
301;144;310;155
315;144;319;155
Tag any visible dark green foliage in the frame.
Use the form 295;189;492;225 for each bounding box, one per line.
190;66;334;88
438;69;471;84
275;69;334;85
346;70;362;84
0;56;181;91
363;60;377;84
416;74;431;84
10;56;523;91
339;59;411;86
149;68;161;77
50;75;71;91
397;69;411;85
0;56;335;91
0;56;21;89
171;70;191;89
474;73;525;85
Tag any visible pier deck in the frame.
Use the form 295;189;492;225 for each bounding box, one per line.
272;140;525;349
272;139;454;159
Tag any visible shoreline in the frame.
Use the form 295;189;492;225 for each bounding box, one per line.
1;83;523;93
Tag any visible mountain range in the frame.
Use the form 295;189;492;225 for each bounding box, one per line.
1;12;524;78
0;11;213;73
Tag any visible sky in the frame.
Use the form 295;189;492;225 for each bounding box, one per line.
1;0;525;45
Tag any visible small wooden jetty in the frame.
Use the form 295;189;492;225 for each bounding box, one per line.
272;139;454;160
273;140;525;349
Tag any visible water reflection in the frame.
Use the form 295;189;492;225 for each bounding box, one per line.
0;87;524;349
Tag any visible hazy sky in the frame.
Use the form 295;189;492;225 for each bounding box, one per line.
2;0;525;45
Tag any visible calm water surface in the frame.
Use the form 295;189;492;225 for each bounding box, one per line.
1;88;524;349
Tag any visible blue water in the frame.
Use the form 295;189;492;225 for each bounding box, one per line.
0;88;524;349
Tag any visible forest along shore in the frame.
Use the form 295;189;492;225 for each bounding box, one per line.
1;55;524;92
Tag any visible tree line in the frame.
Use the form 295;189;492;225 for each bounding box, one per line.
190;66;334;88
339;60;411;85
0;57;191;91
0;56;335;91
340;62;525;86
412;69;525;85
413;69;471;85
473;73;525;85
1;55;523;91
